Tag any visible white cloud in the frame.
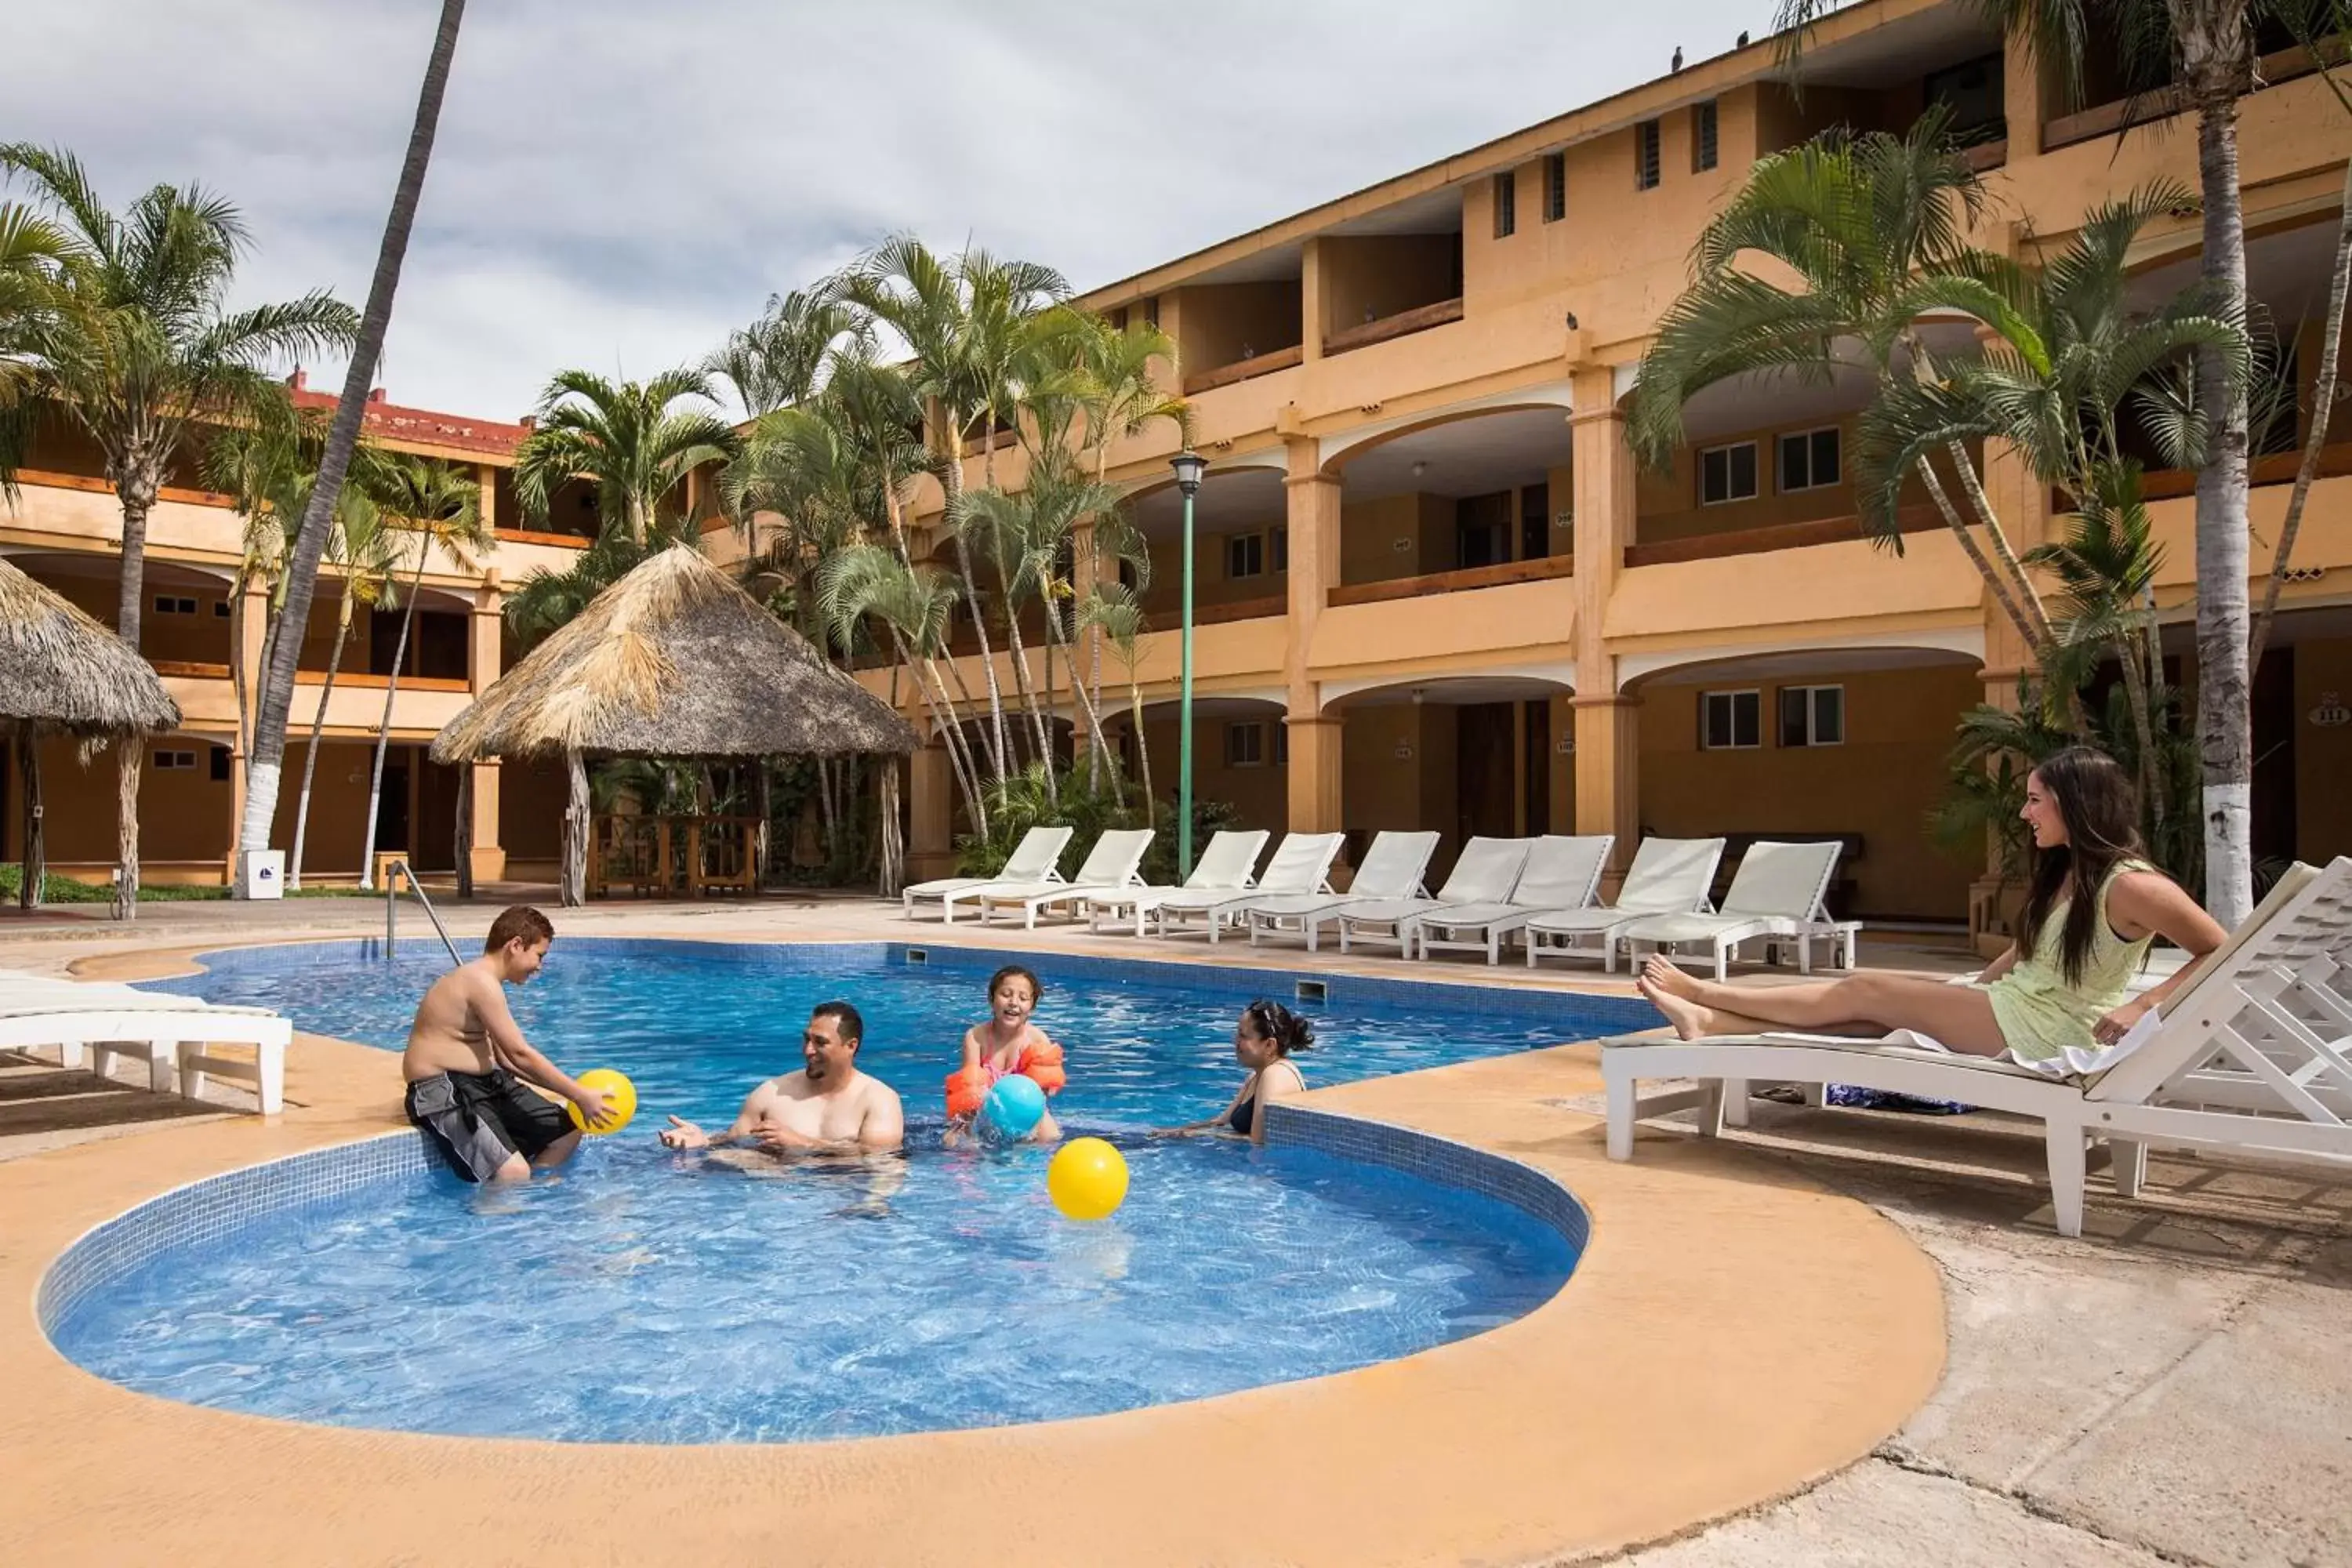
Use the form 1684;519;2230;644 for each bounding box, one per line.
8;0;1766;417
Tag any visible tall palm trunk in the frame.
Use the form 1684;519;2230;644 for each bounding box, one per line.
16;722;42;909
110;467;158;920
359;546;432;889
1128;674;1156;828
2186;23;2256;928
288;593;354;890
938;450;1010;783
238;0;465;877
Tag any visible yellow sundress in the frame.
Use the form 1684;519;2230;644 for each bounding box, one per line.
1981;859;2155;1065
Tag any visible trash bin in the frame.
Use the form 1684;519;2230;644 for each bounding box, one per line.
236;849;285;900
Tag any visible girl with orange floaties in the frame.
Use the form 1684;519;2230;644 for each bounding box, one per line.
944;964;1065;1144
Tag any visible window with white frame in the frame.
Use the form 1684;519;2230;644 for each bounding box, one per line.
152;594;198;615
1274;720;1289;766
1269;524;1288;573
1779;684;1846;747
1225;532;1265;580
212;600;231;618
1699;441;1759;505
1225;720;1268;768
1777;426;1842;492
151;748;198;770
1700;689;1762;750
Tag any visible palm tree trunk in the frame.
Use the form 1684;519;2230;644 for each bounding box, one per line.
938;454;1011;783
2116;630;2163;839
17;722;42;910
2191;76;2256;929
238;0;466;879
1129;677;1156;828
359;549;431;890
562;746;588;907
112;744;141;921
753;761;771;885
289;599;353;891
1945;441;2058;645
877;757;904;898
2249;155;2352;670
997;577;1054;793
1915;455;2048;662
454;761;474;899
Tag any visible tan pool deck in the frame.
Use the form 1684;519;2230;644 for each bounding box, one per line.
0;898;2328;1567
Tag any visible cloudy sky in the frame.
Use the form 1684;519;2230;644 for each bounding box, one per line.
10;0;1771;419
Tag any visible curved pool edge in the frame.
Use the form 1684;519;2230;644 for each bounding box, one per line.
5;928;1947;1568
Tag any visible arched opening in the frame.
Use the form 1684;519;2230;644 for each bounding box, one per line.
1323;405;1575;595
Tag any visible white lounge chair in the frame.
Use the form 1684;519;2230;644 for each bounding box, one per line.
1146;832;1346;943
1408;834;1615;964
0;968;292;1114
1240;830;1443;953
966;829;1157;928
1523;837;1726;971
900;826;1074;922
1601;858;2352;1237
1615;839;1855;981
1334;837;1534;956
1083;829;1270;937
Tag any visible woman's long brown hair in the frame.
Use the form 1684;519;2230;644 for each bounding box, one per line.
2015;746;2145;986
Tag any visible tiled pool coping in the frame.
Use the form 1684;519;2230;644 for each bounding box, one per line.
38;1105;1592;1362
0;920;1945;1568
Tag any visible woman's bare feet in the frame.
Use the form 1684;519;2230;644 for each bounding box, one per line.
1637;974;1713;1040
1639;956;1705;1002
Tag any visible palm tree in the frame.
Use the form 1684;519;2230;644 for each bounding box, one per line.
842;238;1034;781
818;543;986;833
286;481;401;888
706;282;855;417
239;0;466;894
1628;116;2061;661
356;455;489;888
198;401;332;768
1770;0;2309;927
0;202;79;492
1076;583;1154;823
0;144;358;916
513;367;739;548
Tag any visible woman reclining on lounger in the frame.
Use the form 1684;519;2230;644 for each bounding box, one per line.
1637;746;2227;1065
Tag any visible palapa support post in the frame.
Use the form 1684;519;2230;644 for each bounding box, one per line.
17;722;42;910
563;747;589;908
454;762;474;900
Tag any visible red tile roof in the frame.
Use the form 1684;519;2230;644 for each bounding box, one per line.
287;370;528;460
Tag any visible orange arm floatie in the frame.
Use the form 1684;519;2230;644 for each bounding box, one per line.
1016;1041;1066;1096
945;1065;989;1120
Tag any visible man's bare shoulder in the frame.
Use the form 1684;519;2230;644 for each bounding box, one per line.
860;1073;903;1109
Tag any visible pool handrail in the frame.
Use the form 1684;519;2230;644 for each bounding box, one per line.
383;858;465;969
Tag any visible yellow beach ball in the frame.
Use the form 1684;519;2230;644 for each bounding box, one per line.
1047;1137;1129;1221
567;1069;637;1135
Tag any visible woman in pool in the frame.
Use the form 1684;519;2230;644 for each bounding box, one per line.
1637;746;2227;1065
946;964;1063;1144
1157;999;1316;1146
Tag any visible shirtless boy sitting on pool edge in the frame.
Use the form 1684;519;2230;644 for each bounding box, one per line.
403;906;613;1183
659;1001;905;1158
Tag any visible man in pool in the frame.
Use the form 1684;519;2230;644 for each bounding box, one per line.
658;1001;906;1157
402;905;614;1183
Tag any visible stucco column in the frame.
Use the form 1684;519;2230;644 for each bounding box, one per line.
1301;237;1326;362
1568;369;1639;882
466;573;506;883
1283;438;1344;834
909;740;955;880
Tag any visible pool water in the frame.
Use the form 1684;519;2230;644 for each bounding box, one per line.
46;941;1650;1444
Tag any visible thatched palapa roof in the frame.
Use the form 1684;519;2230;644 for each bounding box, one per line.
431;544;918;764
0;557;183;734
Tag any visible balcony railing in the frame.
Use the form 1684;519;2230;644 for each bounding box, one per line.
1181;343;1303;396
492;526;592;550
1321;296;1465;358
149;661;472;692
16;467;234;509
1624;506;1941;568
2045;38;2346;151
2133;439;2352;502
1327;553;1572;607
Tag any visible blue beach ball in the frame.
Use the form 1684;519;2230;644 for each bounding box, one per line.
981;1075;1047;1140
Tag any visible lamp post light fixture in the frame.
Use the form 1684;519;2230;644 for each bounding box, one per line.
1171;449;1207;880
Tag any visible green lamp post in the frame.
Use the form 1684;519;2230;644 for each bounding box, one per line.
1170;448;1207;880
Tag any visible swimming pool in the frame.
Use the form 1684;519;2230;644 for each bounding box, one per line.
46;939;1653;1444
